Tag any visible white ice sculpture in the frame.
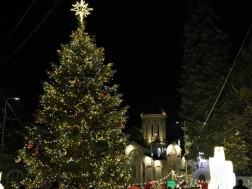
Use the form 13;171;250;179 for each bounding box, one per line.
0;172;4;189
208;146;235;189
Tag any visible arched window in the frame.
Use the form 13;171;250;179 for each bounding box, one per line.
5;169;24;187
129;150;141;183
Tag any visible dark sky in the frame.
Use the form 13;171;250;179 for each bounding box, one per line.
1;0;252;132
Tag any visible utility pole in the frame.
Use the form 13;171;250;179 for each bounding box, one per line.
0;100;7;159
183;120;189;184
151;133;157;180
1;97;20;159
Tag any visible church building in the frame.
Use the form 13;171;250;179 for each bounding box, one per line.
125;109;187;187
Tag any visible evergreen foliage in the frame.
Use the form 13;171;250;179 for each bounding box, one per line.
180;0;252;172
225;34;252;171
180;0;231;159
16;1;133;188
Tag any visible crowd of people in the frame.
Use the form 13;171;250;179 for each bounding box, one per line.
16;181;61;189
5;178;250;189
233;179;248;189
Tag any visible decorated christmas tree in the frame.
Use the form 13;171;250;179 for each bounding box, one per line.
16;0;132;188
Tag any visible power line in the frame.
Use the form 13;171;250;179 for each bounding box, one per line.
197;23;252;137
0;0;61;66
0;0;37;49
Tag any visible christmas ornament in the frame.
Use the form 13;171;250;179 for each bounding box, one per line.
15;156;22;163
35;117;41;124
61;149;67;155
69;157;75;162
120;123;125;129
81;137;88;142
101;92;108;99
32;149;39;156
71;0;93;24
96;133;103;140
27;144;33;149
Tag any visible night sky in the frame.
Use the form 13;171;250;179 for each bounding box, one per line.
1;0;252;134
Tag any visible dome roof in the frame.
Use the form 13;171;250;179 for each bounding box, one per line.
166;141;182;156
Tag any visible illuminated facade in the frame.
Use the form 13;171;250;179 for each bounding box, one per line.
208;146;235;189
189;152;210;182
125;111;251;188
125;112;184;186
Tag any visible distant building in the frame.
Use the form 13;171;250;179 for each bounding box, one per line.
125;110;186;187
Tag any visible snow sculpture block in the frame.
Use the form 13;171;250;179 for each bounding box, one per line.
208;146;235;189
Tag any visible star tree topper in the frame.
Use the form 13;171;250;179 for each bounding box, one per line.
71;0;93;24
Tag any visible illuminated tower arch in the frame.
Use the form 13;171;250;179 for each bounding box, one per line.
141;112;167;143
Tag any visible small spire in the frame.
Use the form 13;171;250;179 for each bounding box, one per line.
71;0;93;24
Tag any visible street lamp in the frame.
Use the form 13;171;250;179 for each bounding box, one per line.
150;133;157;180
182;121;189;184
1;97;20;159
176;121;189;183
